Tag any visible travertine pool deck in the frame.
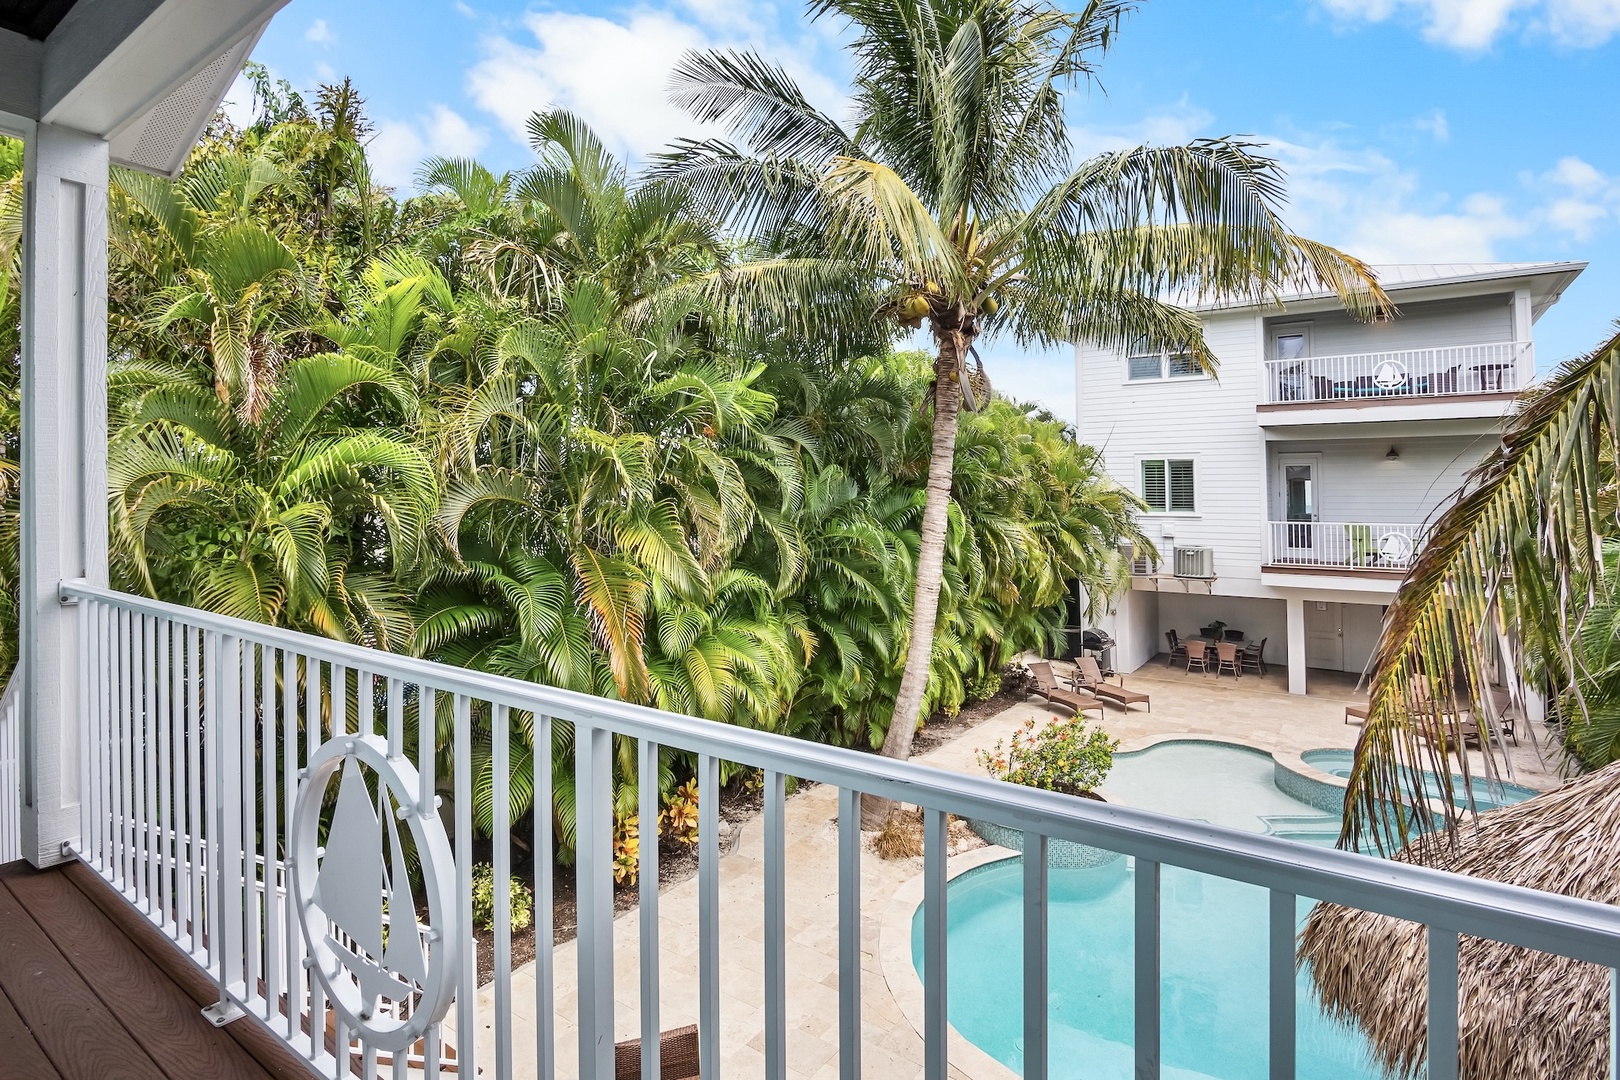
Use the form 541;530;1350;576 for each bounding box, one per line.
447;660;1563;1077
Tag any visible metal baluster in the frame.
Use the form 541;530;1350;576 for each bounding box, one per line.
637;738;660;1080
84;601;101;871
837;787;861;1080
1135;858;1161;1080
121;607;134;894
332;664;347;737
493;703;513;1080
699;753;721;1080
221;634;244;996
576;722;614;1080
262;644;280;1024
242;641;260;997
1024;832;1049;1080
159;618;174;930
1609;968;1617;1080
923;807;948;1080
205;630;225;984
360;668;374;736
535;712;554;1080
283;647;301;1043
1270;891;1296;1080
144;614;157;910
763;769;786;1080
1427;927;1459;1080
187;626;203;956
307;658;328;1067
453;694;476;1080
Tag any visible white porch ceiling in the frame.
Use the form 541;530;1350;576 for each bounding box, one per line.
0;0;285;175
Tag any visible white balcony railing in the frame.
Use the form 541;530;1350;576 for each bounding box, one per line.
1264;341;1530;405
57;582;1620;1079
0;672;19;864
1267;521;1426;571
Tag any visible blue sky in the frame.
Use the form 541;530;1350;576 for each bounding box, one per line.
236;0;1620;422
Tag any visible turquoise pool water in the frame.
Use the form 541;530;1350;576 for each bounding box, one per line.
1300;748;1538;812
911;742;1390;1079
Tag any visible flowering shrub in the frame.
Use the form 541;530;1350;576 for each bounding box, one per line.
660;779;701;846
614;814;641;885
976;716;1118;796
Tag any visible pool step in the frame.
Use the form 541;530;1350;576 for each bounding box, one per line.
1261;813;1342;844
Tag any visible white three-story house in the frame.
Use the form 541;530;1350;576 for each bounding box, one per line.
1080;261;1585;694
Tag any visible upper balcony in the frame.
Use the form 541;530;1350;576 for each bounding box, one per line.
1258;342;1532;428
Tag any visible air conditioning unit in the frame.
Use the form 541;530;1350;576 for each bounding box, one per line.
1131;554;1156;576
1173;546;1215;579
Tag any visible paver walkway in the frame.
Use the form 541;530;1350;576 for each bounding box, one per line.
447;659;1563;1077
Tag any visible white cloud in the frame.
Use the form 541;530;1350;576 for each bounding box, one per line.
1414;108;1450;143
1316;0;1620;48
368;106;491;192
1069;98;1215;160
305;18;333;45
465;6;844;163
1533;156;1620;241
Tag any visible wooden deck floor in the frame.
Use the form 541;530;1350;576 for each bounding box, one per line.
0;860;310;1080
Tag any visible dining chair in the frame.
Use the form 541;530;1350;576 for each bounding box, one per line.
1240;637;1267;676
1184;638;1210;674
1215;641;1241;678
1166;629;1187;668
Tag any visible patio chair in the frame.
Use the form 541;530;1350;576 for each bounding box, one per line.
1073;656;1152;713
1223;629;1246;642
1215;641;1241;678
1240;637;1267;676
1184;639;1210;675
1486;688;1522;746
1027;661;1105;719
1344;702;1369;726
1166;630;1188;668
616;1024;700;1080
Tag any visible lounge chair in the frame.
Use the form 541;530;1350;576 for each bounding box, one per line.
616;1024;700;1080
1486;688;1522;746
1184;639;1210;675
1073;656;1151;713
1166;629;1188;668
1027;660;1105;718
1344;702;1368;726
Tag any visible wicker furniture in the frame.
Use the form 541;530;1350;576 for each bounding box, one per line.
1166;629;1188;668
615;1024;701;1080
1240;637;1267;676
1215;641;1241;678
1184;639;1210;674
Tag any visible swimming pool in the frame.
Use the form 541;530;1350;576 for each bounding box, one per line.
910;742;1389;1079
1300;748;1538;812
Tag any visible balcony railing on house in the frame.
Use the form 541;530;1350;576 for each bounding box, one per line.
1264;341;1530;405
1266;521;1426;572
51;581;1620;1080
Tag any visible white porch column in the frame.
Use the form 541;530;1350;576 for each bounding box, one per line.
1285;596;1307;696
19;124;109;867
1512;288;1535;385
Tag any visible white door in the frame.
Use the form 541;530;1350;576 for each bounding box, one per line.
1306;601;1344;669
1276;453;1321;562
1271;325;1313;400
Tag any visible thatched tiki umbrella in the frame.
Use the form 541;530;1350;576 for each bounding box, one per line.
1300;762;1620;1079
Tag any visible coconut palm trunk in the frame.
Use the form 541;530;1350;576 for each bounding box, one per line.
885;323;968;753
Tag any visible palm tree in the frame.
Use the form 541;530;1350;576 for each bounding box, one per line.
1343;328;1620;849
108;348;435;644
654;0;1388;801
